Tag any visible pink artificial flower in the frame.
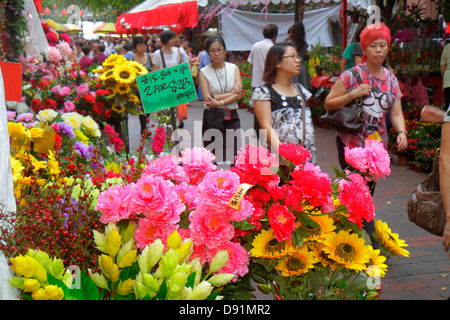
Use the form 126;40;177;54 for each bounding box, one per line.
290;162;333;208
45;46;62;63
188;202;235;248
144;154;188;183
57;41;73;59
232;145;279;188
16;113;34;123
96;183;134;224
130;174;175;215
338;172;375;228
143;193;184;226
50;84;61;95
344;139;391;182
134;217;178;249
57;85;72;97
208;241;249;279
63;100;76;113
172;183;202;211
197;170;241;204
181;147;217;184
7;111;16;121
76;83;90;96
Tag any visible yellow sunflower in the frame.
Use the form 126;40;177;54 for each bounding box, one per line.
8;122;30;140
365;246;388;278
128;93;140;103
128;60;148;76
275;245;317;277
10;156;24;184
103;54;127;68
303;213;337;243
250;228;295;259
309;243;339;270
322;230;371;272
47;150;60;177
111;103;126;114
99;68;116;81
373;220;409;257
114;83;131;95
113;64;136;85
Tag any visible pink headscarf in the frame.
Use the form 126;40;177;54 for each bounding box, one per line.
359;23;391;63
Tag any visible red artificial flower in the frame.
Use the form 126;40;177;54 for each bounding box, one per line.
290;162;332;208
30;79;39;88
279;142;311;166
103;109;111;119
83;94;95;104
54;133;62;153
30;99;42;113
92;102;104;115
43;98;57;110
267;203;296;241
95;89;110;96
338;173;375;229
39;80;49;90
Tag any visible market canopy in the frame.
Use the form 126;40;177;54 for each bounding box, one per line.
115;0;199;34
93;22;117;34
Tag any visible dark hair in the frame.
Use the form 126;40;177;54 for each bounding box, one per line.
98;44;105;53
205;35;226;53
132;36;146;49
288;22;307;54
262;42;295;85
81;45;90;56
159;30;177;45
124;43;133;51
263;24;278;39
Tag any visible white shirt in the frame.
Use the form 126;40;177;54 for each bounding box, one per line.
152;47;183;69
247;38;274;88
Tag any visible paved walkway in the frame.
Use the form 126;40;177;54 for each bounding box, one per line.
128;100;450;300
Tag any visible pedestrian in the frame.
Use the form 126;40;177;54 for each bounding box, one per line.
324;22;408;246
439;105;450;259
79;46;93;70
130;36;155;135
251;42;315;166
123;43;135;60
248;24;278;88
152;30;186;129
198;35;243;169
93;44;107;65
287;22;312;91
441;41;450;108
340;27;363;73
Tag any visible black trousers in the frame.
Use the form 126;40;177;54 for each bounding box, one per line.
336;136;377;247
445;87;450;109
202;109;241;166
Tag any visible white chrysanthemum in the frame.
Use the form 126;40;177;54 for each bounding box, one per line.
61;112;83;129
81;116;101;137
37;109;58;122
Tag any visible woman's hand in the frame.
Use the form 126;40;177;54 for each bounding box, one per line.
231;84;242;95
204;98;221;108
443;221;450;258
396;131;408;153
351;83;372;99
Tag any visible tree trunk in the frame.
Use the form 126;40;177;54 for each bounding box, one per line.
295;0;305;22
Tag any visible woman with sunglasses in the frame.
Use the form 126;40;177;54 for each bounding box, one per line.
252;42;315;164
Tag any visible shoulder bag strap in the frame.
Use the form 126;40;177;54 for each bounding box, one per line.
160;50;166;69
350;68;364;85
294;83;307;147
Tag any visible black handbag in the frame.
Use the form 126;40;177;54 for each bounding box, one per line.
202;108;225;133
408;158;446;236
321;68;366;134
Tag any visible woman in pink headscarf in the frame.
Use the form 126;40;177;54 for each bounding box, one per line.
325;23;408;246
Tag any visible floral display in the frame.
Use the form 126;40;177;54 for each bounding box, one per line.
2;133;409;300
388;103;442;173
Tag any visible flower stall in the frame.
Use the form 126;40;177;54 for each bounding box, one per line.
1;107;410;301
389;103;442;173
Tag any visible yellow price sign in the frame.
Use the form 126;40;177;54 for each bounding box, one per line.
228;183;254;210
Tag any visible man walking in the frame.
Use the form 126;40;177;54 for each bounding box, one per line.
247;24;278;88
